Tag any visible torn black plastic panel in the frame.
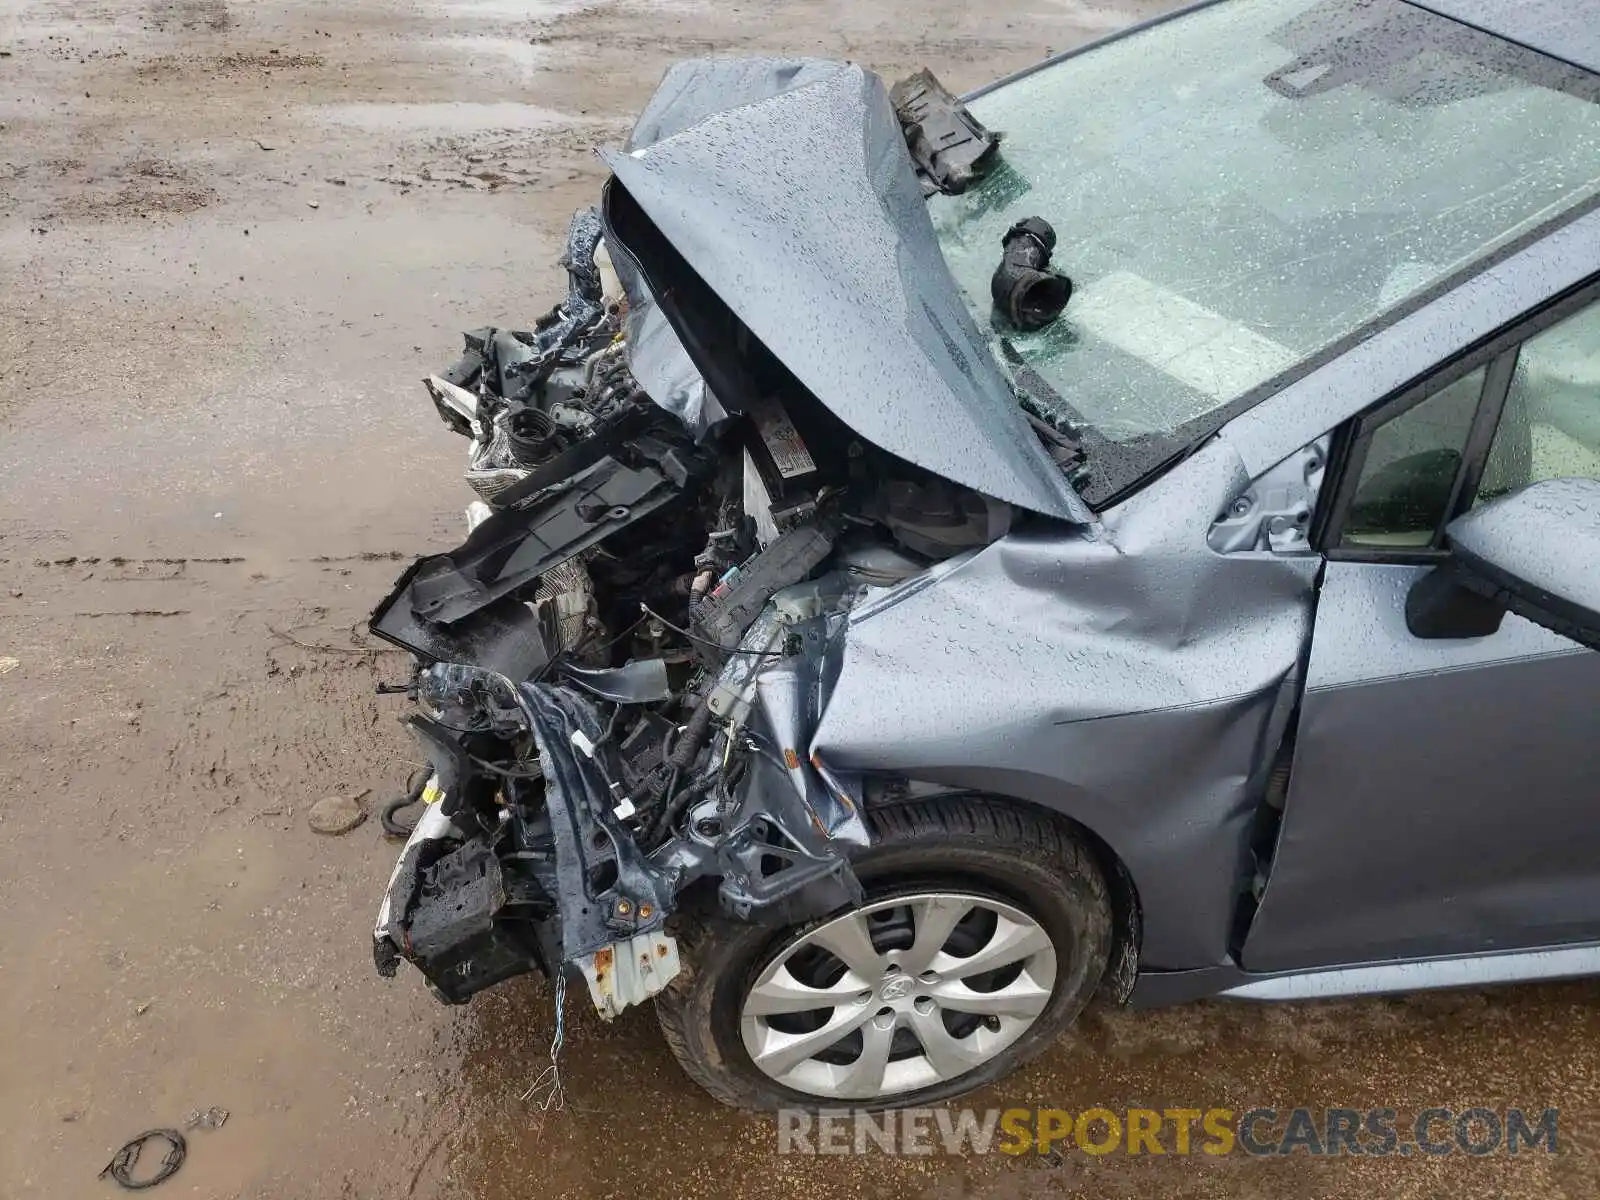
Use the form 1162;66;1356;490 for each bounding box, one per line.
890;68;1002;196
407;455;674;625
369;411;715;661
370;573;556;680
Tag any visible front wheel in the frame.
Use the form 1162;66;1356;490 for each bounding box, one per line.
654;797;1113;1110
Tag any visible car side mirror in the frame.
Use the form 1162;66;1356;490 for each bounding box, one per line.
1406;478;1600;649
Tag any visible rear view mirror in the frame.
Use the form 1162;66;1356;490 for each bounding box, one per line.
1406;478;1600;649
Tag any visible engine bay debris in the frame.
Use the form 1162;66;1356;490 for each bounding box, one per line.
890;67;1002;196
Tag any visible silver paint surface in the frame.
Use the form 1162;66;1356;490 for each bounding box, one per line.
1220;941;1600;1000
1131;939;1600;1007
1448;477;1600;617
624;57;844;152
814;439;1318;968
609;58;846;439
1409;0;1600;73
1241;560;1600;972
589;41;1600;991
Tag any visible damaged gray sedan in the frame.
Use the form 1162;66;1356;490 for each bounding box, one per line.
371;0;1600;1108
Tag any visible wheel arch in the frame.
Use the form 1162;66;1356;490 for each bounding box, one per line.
865;783;1143;1003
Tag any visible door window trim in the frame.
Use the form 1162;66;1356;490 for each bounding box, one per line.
1316;274;1600;561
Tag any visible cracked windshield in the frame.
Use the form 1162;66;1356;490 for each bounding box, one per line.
931;0;1600;496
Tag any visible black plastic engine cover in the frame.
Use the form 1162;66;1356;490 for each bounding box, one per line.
405;840;542;1004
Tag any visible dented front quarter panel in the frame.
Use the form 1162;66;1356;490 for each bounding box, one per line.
813;438;1320;969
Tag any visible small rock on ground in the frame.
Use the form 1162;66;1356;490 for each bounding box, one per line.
307;795;364;835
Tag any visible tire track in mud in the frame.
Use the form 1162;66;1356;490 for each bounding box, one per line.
0;551;421;848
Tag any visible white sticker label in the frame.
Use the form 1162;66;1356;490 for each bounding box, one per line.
748;395;817;479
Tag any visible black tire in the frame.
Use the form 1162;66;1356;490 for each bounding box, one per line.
654;796;1113;1110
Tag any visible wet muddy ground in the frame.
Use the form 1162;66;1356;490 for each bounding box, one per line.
2;0;1598;1196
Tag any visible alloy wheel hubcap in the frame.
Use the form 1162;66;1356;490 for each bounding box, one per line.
739;892;1058;1101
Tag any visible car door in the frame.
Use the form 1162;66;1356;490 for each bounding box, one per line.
1241;285;1600;974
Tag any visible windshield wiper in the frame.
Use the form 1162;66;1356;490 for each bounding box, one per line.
996;337;1090;482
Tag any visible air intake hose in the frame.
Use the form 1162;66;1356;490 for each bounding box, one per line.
990;217;1072;331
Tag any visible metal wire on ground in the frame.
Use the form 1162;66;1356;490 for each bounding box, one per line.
520;970;567;1112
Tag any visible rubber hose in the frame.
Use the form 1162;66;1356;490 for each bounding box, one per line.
991;216;1072;331
380;766;431;838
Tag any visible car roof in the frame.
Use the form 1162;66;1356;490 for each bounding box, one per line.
1406;0;1600;74
968;0;1600;108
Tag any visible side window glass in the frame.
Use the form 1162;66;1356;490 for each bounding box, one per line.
1477;301;1600;506
1342;367;1485;547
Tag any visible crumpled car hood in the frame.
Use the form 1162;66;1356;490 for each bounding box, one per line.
604;58;1094;523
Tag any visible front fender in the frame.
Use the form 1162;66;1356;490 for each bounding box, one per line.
814;439;1318;968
